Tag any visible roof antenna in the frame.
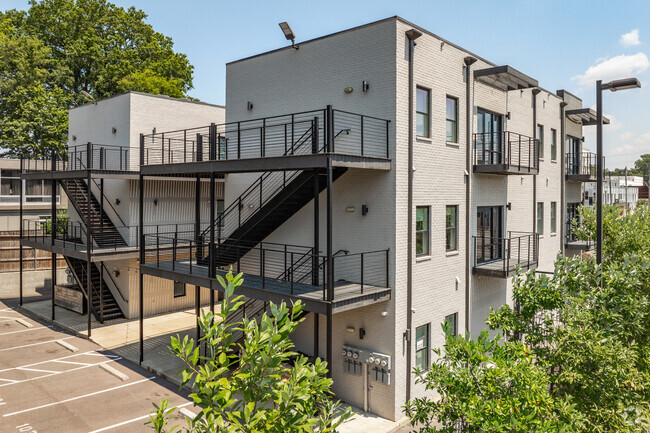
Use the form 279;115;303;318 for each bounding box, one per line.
278;22;299;50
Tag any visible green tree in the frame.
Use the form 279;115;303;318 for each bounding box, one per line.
1;0;194;157
404;324;581;433
148;270;351;433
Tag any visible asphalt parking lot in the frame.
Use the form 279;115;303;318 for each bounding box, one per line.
0;301;192;433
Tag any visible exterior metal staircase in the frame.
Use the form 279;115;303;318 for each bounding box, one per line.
60;179;127;248
64;256;125;321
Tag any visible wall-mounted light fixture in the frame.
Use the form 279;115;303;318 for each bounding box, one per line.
380;311;388;317
344;87;354;94
346;326;355;333
346;207;355;213
72;135;77;141
153;198;158;206
278;22;299;50
112;127;117;134
248;203;255;209
113;269;120;278
362;205;369;216
506;202;512;210
114;198;120;206
359;328;366;340
506;112;511;120
247;102;253;111
362;81;369;92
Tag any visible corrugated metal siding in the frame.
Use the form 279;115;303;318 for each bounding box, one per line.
129;179;224;229
126;261;211;318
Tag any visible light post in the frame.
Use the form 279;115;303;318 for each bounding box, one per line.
596;77;641;264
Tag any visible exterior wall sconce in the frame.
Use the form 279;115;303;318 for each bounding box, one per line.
247;101;253;111
362;81;369;92
112;127;117;134
506;202;512;210
248;203;255;209
359;328;366;339
380;311;388;317
506;112;511;120
346;326;355;333
153;198;158;206
344;87;353;94
113;269;120;278
72;135;77;141
346;207;355;213
362;204;369;215
114;198;120;205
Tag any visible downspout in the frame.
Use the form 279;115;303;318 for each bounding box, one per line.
404;27;421;405
560;101;568;254
464;56;477;335
532;89;541;234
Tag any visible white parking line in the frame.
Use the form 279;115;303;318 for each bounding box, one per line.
0;326;51;336
17;367;59;374
53;360;93;366
87;402;193;433
0;336;75;353
0;350;97;373
3;376;156;417
0;357;122;388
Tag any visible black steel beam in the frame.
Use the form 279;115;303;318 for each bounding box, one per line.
139;134;145;364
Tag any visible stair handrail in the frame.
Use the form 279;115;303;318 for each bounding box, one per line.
201;121;317;239
62;256;102;319
100;261;128;303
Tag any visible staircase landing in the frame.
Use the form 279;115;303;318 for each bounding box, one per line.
141;259;391;315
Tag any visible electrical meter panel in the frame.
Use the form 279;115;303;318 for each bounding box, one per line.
366;352;392;385
341;345;365;376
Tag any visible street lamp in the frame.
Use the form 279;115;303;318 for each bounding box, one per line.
596;77;641;264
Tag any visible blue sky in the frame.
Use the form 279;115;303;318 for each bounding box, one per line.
3;0;650;168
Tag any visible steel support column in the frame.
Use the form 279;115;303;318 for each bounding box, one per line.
19;159;23;306
86;143;92;338
313;313;319;358
51;150;57;321
139;134;145;364
313;169;319;286
195;174;201;348
560;102;568;254
596;80;603;265
464;56;477;335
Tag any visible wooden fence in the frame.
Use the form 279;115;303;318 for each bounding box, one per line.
0;231;66;272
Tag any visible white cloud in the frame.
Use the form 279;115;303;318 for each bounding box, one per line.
620;131;634;141
572;53;649;87
620;29;641;47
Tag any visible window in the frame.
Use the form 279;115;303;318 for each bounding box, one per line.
173;281;186;298
446;205;458;251
446;96;458;142
537;124;544;159
444;313;458;336
0;169;21;203
416;206;430;256
415;324;429;371
551;202;557;234
416;87;430;138
550;129;557;161
537;202;544;235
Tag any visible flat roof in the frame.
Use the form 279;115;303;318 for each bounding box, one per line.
227;16;496;68
70;91;225;111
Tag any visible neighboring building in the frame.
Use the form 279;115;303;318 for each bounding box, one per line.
583;175;644;211
21;18;607;423
21;92;225;320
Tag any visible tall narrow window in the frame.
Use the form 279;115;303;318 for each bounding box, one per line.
444;313;458;336
416;87;430;138
551;128;557;161
446;205;458;251
537;202;544;235
551;202;557;234
416;206;430;256
415;324;430;371
446;96;458;143
537;124;544;159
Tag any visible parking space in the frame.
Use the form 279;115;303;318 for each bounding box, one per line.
0;302;193;433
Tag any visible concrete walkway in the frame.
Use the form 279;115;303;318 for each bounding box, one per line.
20;300;409;433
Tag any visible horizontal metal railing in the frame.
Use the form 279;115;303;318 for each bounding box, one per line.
473;231;539;273
142;234;389;302
141;106;390;166
474;131;539;172
565;152;601;178
21;143;134;173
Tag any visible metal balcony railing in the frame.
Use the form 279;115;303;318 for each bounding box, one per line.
473;231;539;275
474;131;539;173
141;107;390;165
565;152;601;179
22;143;134;173
142;234;389;302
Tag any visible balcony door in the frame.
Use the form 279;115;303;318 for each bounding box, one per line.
566;203;580;242
476;206;503;263
476;109;503;165
567;136;581;175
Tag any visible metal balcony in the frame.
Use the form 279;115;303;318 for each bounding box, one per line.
473;231;539;278
566;152;601;182
473;132;539;175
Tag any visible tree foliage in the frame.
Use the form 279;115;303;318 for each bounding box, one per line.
148;270;351;433
404;324;582;433
0;0;194;157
